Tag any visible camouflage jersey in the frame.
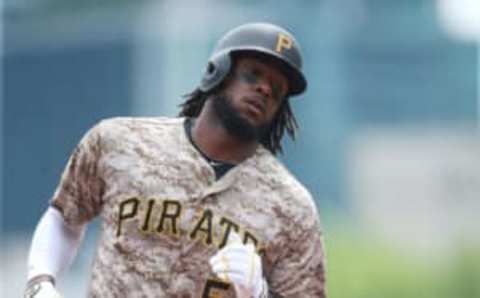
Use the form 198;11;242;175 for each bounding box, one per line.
51;117;326;298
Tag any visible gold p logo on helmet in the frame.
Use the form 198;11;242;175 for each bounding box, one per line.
275;33;293;53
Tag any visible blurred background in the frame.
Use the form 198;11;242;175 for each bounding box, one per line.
2;0;479;297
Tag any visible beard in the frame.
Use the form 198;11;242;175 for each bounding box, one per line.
211;94;271;143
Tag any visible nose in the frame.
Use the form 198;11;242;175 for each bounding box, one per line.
254;77;272;99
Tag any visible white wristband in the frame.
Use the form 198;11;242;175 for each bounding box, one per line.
24;277;62;298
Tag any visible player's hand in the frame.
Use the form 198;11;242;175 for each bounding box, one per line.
24;280;62;298
209;232;268;298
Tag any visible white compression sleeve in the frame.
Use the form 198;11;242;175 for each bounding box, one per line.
27;207;86;281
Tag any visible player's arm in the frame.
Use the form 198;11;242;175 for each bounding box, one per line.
24;206;86;298
25;122;106;297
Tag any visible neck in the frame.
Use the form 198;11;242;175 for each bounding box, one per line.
191;100;259;164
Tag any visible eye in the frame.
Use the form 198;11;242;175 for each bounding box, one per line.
271;79;288;101
251;67;261;76
238;67;260;84
271;84;283;101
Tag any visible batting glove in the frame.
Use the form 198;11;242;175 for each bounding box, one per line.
24;276;62;298
209;232;268;298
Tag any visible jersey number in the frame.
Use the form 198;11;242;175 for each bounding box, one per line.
202;278;230;298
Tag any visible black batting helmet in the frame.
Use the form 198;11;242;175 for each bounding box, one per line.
199;22;307;96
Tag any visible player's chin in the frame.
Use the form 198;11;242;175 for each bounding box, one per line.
241;113;271;138
239;107;268;128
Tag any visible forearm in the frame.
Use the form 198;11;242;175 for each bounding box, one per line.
27;207;86;282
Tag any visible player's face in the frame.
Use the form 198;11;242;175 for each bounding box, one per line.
221;57;289;128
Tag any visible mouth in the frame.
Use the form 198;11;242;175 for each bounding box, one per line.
245;96;266;116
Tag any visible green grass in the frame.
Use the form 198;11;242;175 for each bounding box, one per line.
324;226;480;298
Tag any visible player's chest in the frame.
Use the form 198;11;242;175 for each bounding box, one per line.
100;145;215;199
105;185;280;251
100;144;283;250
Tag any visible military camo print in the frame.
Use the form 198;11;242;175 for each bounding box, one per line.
51;117;326;298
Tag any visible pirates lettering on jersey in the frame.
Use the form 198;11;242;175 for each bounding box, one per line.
218;217;239;248
117;197;264;252
117;197;139;237
155;200;182;237
189;209;214;246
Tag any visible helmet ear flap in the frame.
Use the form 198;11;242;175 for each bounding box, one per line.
200;62;217;87
199;53;232;92
205;62;216;77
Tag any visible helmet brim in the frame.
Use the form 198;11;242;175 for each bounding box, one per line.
230;48;307;96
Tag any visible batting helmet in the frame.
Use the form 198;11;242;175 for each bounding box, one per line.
199;22;307;96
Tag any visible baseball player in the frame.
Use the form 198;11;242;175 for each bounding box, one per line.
24;22;326;297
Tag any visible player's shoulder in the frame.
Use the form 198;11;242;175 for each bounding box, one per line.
80;116;183;149
260;154;321;231
89;116;182;136
257;150;317;213
96;116;182;130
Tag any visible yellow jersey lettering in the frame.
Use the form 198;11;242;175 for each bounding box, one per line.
218;217;240;248
141;199;155;232
117;197;139;237
202;278;231;298
244;230;259;247
156;200;182;236
190;209;214;245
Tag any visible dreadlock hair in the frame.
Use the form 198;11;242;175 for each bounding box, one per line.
178;86;298;155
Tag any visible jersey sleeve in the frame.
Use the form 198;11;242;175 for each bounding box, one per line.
268;193;327;298
50;122;106;226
